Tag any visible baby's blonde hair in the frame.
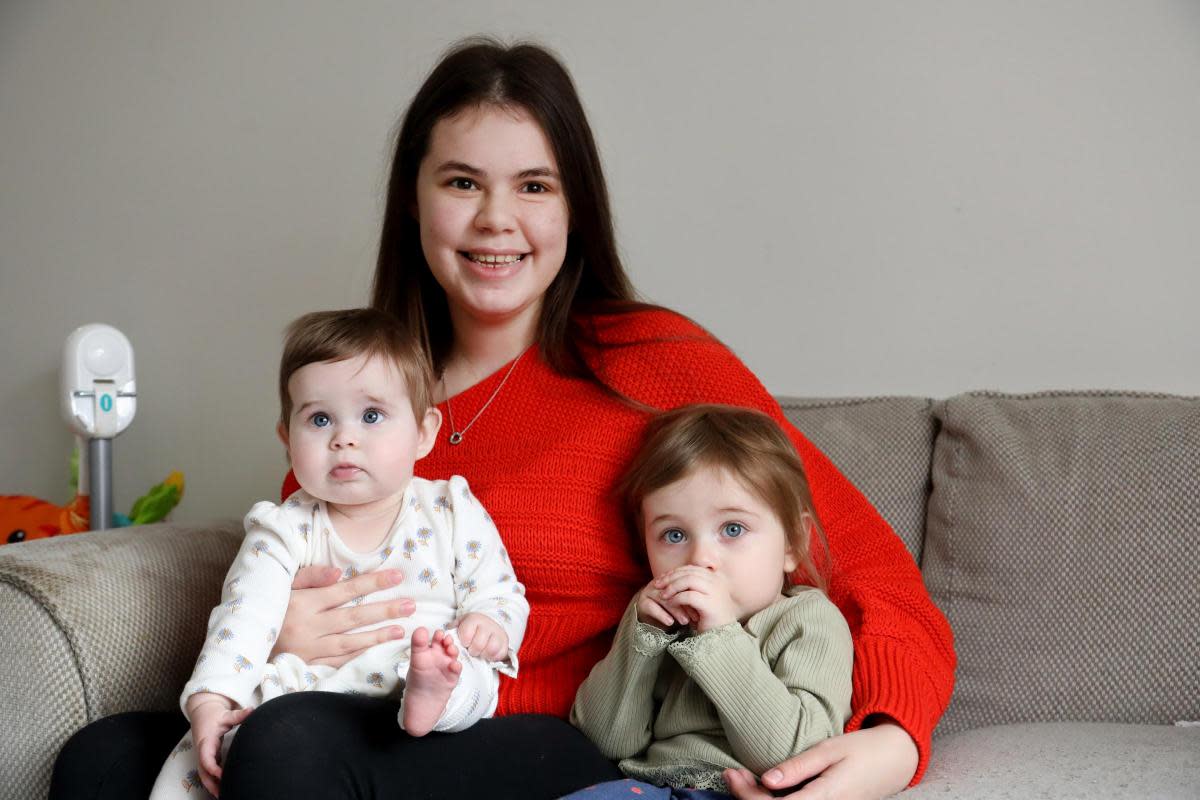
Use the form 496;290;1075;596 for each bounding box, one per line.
617;404;830;590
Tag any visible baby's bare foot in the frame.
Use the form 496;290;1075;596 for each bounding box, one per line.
402;627;461;736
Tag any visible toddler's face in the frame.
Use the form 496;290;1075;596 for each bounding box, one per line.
641;466;800;623
279;353;440;510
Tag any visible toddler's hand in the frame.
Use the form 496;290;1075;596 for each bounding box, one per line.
654;565;738;632
186;693;253;797
454;612;509;660
635;578;693;629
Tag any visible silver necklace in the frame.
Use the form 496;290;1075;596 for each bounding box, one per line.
442;351;526;445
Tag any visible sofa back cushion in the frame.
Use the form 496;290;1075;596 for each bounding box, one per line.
780;396;936;562
923;391;1200;735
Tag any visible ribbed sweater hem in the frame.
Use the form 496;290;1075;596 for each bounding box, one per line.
847;635;947;786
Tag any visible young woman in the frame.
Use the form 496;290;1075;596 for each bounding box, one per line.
52;38;954;800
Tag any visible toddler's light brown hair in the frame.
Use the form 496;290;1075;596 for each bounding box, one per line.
618;404;830;590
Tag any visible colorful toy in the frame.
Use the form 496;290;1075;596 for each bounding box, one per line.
2;453;183;545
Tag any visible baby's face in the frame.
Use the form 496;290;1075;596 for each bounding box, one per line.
280;353;440;510
641;466;800;623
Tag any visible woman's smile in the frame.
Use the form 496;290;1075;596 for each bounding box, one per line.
461;252;528;265
459;251;530;279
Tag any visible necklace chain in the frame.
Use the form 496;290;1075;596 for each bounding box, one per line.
443;351;526;445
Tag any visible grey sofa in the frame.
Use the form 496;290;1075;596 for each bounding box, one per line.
2;391;1197;799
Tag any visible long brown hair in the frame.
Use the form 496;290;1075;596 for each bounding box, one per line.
617;404;831;590
371;36;639;376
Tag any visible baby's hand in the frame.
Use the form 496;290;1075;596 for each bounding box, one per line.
654;565;738;632
454;612;509;660
186;692;254;797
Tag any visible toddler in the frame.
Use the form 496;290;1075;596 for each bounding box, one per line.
567;404;852;799
151;308;528;798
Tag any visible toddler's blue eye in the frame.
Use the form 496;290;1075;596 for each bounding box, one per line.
722;522;745;538
311;413;330;428
663;529;686;544
363;409;382;424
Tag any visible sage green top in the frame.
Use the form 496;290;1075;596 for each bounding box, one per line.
570;586;853;793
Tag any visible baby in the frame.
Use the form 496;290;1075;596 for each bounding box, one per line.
151;308;528;799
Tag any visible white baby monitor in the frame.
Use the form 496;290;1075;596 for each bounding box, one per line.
61;324;137;530
62;324;137;438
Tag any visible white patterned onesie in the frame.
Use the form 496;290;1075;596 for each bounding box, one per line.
150;475;528;798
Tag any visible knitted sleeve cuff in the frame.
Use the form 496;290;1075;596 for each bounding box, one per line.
847;635;946;786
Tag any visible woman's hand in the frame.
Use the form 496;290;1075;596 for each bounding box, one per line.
271;565;415;667
723;721;918;800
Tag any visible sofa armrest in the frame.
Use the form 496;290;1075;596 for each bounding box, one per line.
0;520;242;799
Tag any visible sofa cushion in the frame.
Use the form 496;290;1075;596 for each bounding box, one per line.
907;722;1200;799
779;396;935;562
923;391;1200;735
0;521;243;799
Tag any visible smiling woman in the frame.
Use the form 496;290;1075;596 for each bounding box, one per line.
52;37;954;800
371;39;632;386
415;106;570;362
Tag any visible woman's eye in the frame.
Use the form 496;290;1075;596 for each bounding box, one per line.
522;182;547;194
362;409;382;424
721;522;745;538
663;529;686;544
450;177;476;190
310;413;331;428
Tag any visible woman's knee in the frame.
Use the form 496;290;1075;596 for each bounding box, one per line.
221;692;396;798
229;691;329;754
49;711;187;800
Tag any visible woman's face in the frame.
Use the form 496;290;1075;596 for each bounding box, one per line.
415;105;569;338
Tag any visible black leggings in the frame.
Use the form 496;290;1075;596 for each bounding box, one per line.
50;693;622;799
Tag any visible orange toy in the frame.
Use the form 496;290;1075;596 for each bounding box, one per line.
2;469;183;545
1;494;90;544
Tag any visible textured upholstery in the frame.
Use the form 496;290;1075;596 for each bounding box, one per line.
909;722;1200;799
923;391;1200;735
0;521;242;800
780;396;935;562
3;391;1196;800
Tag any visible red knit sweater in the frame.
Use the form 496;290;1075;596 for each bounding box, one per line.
283;308;955;782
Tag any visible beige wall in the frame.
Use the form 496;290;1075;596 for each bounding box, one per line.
2;1;1198;523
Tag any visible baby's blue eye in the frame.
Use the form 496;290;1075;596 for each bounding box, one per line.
362;409;382;424
311;413;330;428
721;522;745;538
663;529;686;544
